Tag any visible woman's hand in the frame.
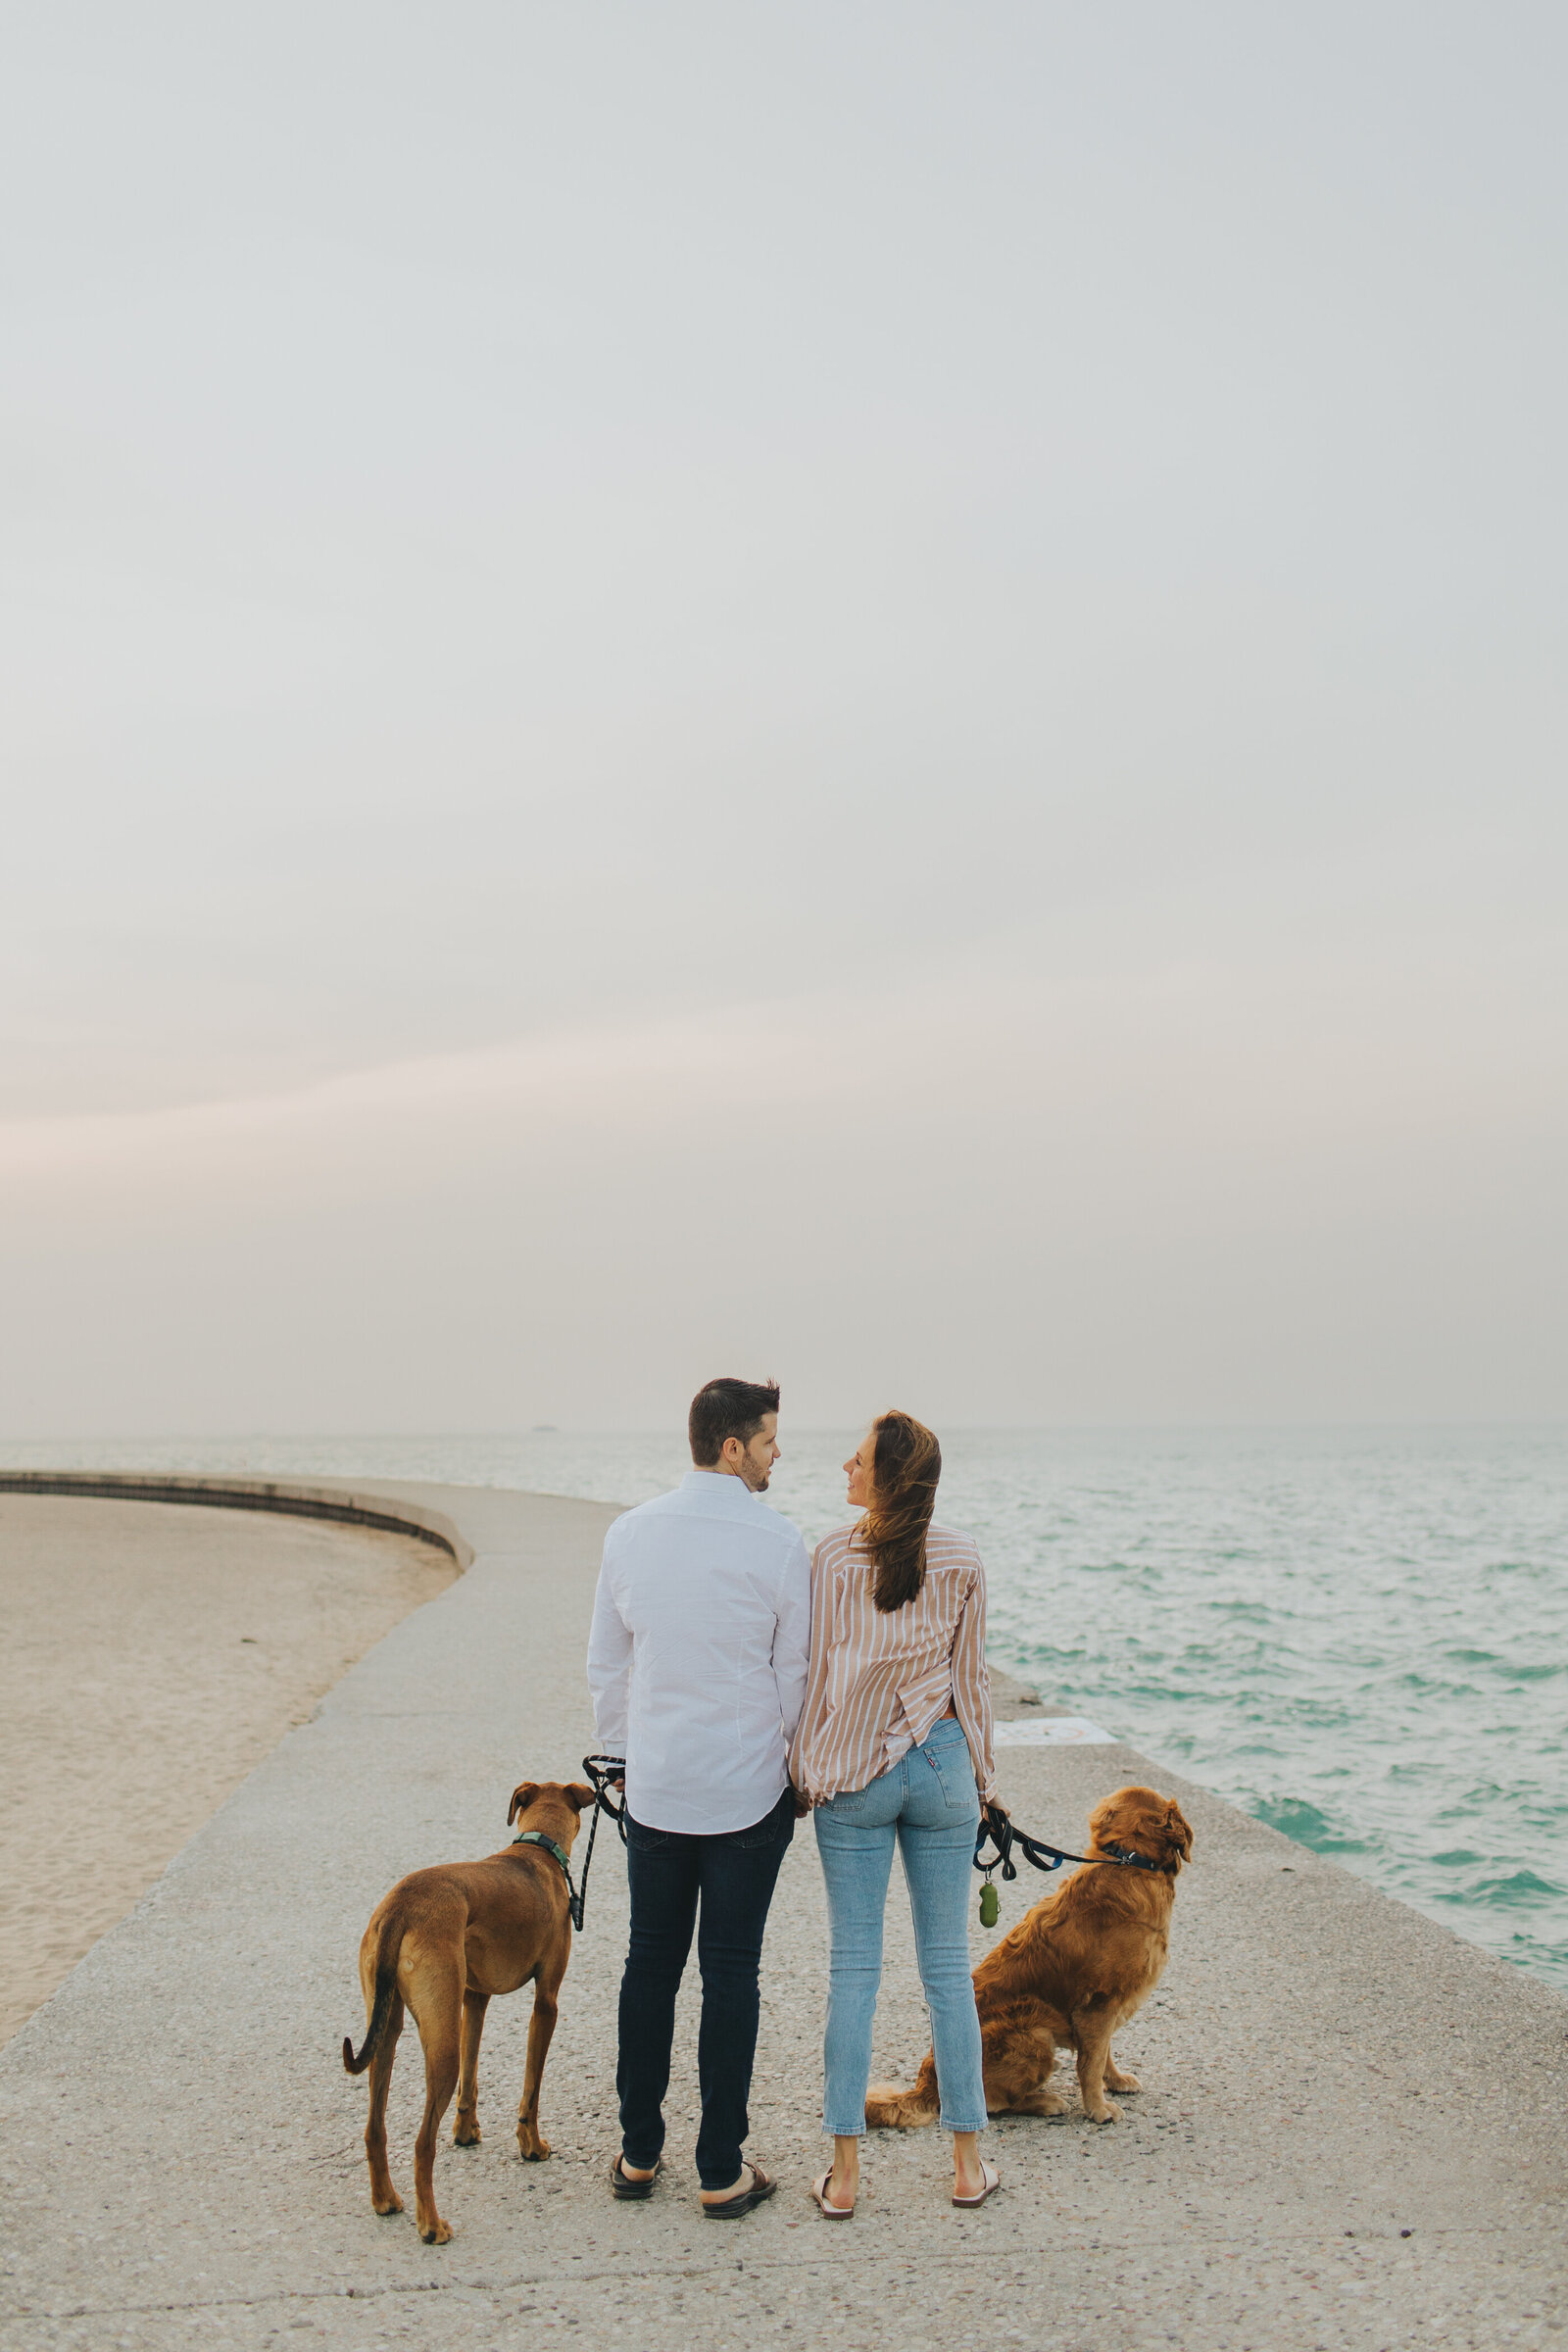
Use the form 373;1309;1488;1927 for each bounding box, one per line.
793;1784;811;1818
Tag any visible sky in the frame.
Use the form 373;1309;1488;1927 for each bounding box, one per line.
2;1;1565;1436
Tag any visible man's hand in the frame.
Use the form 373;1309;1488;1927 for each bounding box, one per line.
792;1784;810;1818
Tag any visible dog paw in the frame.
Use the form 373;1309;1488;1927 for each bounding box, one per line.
1086;2101;1120;2125
371;2191;404;2217
453;2123;481;2147
418;2218;455;2244
1105;2072;1141;2095
517;2136;552;2163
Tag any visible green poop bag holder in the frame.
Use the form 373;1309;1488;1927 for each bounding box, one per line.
976;1803;1007;1926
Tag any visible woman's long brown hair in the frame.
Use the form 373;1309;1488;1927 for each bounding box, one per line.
859;1409;942;1611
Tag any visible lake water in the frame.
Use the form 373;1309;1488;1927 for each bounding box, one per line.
8;1424;1565;1991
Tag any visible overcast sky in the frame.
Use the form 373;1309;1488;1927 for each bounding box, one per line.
2;2;1564;1436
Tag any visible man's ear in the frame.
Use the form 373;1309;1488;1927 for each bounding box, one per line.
565;1783;597;1813
508;1781;540;1826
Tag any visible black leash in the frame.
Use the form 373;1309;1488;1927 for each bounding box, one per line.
570;1752;628;1932
973;1807;1173;1923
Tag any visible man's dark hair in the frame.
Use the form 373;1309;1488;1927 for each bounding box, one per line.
688;1377;780;1467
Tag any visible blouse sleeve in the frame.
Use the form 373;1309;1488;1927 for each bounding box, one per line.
950;1555;997;1802
788;1538;834;1797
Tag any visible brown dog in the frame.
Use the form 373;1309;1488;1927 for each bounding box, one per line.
342;1778;595;2241
866;1785;1193;2131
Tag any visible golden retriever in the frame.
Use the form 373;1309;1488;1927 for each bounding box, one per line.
866;1785;1193;2129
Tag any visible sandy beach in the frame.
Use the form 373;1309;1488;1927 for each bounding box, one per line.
0;1494;456;2047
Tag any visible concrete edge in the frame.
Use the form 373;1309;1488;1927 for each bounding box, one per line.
0;1469;475;1571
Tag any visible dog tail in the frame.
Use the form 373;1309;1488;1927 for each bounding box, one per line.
865;2053;940;2131
343;1917;402;2076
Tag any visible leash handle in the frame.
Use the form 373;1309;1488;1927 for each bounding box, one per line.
582;1753;628;1838
568;1753;628;1933
974;1806;1020;1882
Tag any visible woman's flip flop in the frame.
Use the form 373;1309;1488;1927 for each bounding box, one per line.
952;2160;1001;2209
810;2168;856;2219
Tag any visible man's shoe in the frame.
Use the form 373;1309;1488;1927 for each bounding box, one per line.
610;2154;662;2200
701;2162;777;2218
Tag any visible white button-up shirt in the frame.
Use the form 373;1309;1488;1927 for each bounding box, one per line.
586;1469;812;1836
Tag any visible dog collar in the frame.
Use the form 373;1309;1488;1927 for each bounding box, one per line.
1103;1842;1175;1875
512;1830;572;1878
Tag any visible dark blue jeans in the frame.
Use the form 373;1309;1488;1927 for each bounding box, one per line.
616;1787;795;2190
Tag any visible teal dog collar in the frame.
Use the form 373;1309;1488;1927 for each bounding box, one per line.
512;1829;573;1878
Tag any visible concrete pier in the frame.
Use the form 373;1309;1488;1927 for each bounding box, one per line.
1;1479;1563;2351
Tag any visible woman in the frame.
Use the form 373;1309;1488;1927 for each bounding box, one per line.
791;1410;1001;2216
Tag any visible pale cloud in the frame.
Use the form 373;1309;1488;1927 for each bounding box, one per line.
2;3;1564;1432
3;948;1560;1432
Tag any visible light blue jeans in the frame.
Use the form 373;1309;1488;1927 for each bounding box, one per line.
813;1715;987;2135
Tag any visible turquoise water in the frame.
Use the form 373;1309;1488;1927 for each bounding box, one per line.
8;1425;1565;1989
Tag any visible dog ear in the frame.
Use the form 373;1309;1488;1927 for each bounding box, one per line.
565;1783;597;1813
508;1782;540;1826
1161;1800;1194;1863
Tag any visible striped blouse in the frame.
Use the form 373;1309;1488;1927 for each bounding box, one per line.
789;1522;997;1805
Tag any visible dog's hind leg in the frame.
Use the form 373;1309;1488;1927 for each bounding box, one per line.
453;1990;489;2146
408;1961;464;2243
365;1992;406;2216
992;2032;1067;2126
515;1955;564;2163
987;2027;1068;2118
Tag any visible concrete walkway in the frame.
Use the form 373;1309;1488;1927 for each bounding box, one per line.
1;1481;1563;2352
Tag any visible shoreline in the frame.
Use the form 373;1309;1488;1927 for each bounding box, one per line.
6;1427;1560;1997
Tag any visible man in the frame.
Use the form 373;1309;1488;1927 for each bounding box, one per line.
587;1376;810;2215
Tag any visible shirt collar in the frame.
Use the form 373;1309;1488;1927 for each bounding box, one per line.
680;1468;773;1512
